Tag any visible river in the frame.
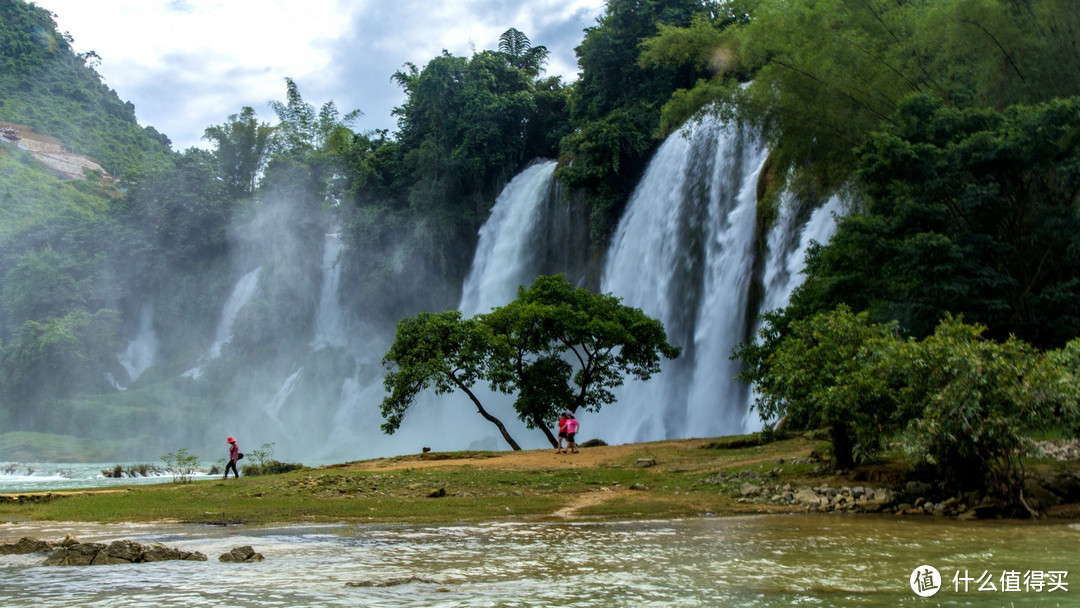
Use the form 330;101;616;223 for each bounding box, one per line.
1;515;1075;607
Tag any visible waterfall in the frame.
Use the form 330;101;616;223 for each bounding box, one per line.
760;194;842;315
117;301;158;383
312;233;347;349
264;367;304;430
595;115;766;441
592;116;840;443
217;116;837;460
182;267;262;379
316;158;574;460
459;160;558;315
207;267;262;359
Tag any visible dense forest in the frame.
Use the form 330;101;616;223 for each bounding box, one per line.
1;0;1077;501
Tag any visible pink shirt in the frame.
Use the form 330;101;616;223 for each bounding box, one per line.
566;418;579;434
229;442;239;461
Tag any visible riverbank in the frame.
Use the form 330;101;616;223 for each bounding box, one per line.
2;435;1078;525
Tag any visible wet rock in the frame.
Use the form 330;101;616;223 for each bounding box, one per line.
141;543;182;562
346;575;438;587
0;536;55;554
40;539;206;566
42;542;106;566
219;545;264;563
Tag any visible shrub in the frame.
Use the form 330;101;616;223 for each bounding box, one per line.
160;448;200;483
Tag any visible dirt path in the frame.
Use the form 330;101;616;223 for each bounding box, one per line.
339;440;707;472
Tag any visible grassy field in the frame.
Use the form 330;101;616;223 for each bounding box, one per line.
1;435;1075;525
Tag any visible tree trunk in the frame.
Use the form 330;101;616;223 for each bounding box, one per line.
459;384;522;450
533;413;558;447
830;424;855;470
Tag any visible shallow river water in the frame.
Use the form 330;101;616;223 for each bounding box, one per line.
1;515;1076;607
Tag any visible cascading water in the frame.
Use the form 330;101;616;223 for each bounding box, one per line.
181;267;262;379
321;159;582;458
312;232;348;349
117;301;158;384
206;267;262;359
591;115;840;443
165;115;837;459
594;115;766;441
460;160;558;316
760;193;842;315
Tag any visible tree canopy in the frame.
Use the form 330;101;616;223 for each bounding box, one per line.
784;95;1080;350
642;0;1080;194
736;305;1080;511
380;275;679;448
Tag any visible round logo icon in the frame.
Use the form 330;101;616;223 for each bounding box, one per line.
910;565;942;597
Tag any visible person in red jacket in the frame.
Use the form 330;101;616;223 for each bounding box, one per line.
223;436;240;479
555;413;569;453
565;414;580;454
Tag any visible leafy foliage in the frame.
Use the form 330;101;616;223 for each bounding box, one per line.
788;95;1080;349
0;0;173;175
558;0;707;242
889;317;1074;503
202;106;273;197
739;306;1080;509
380;310;522;447
735;305;901;469
381;276;679;448
161;447;200;483
643;0;1080;195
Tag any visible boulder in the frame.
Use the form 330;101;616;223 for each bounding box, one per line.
140;542;181;562
40;539;207;566
0;536;55;554
42;542;106;566
739;483;763;497
104;540;144;562
219;545;264;563
793;488;821;507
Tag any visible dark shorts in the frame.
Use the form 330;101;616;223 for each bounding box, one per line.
558;432;567;438
567;433;576;442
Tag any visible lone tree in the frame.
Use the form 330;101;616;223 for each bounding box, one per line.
379;275;680;449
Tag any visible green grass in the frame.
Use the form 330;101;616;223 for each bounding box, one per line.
2;435;1075;525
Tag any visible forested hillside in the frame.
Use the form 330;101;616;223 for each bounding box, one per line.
0;0;1077;491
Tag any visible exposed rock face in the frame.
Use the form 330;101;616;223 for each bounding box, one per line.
0;536;56;554
4;536;270;566
218;545;264;563
38;539;207;566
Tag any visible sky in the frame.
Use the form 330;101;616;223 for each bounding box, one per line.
33;0;607;151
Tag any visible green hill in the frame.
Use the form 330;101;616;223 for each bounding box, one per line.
0;0;173;176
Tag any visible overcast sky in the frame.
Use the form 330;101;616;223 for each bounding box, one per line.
33;0;606;151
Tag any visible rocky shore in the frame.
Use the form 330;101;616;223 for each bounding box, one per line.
0;535;264;566
691;444;1080;519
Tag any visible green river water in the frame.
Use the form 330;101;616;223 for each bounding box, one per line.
0;514;1076;606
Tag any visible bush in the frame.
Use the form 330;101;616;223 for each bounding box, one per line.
737;305;902;468
238;442;304;476
160;448;200;483
740;306;1080;512
891;318;1080;506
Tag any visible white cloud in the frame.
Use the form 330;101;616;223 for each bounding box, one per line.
34;0;604;150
